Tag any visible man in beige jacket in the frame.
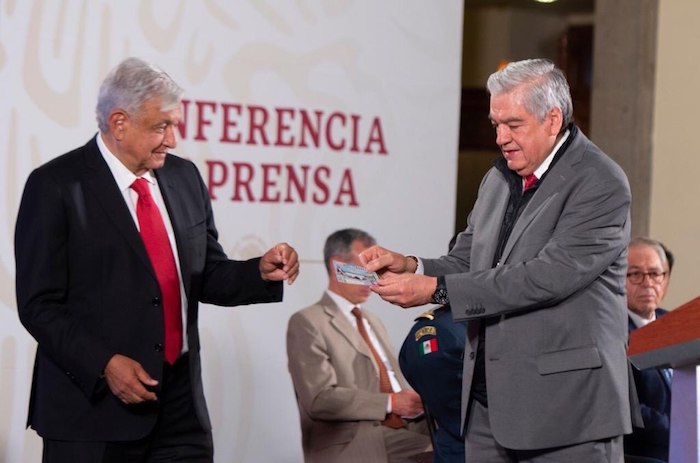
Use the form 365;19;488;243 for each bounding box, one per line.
287;228;431;463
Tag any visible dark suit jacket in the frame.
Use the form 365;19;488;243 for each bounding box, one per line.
422;127;639;450
15;136;283;441
399;305;466;463
625;309;671;462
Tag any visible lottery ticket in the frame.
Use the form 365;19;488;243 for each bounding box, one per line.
333;261;379;286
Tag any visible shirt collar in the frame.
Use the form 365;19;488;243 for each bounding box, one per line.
326;289;360;317
96;132;156;190
532;128;570;179
628;308;656;328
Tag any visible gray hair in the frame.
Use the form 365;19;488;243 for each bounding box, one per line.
96;57;184;132
323;228;376;274
487;58;573;131
629;236;673;273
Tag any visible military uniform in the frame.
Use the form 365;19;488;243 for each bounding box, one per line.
399;304;466;463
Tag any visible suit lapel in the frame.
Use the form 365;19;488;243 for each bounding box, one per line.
500;179;560;263
81;139;156;279
472;175;510;270
320;295;407;389
321;295;374;362
154;165;192;297
500;134;580;263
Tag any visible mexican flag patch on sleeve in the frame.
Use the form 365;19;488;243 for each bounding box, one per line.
419;338;438;355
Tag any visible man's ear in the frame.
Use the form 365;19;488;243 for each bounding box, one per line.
548;107;563;135
108;110;128;140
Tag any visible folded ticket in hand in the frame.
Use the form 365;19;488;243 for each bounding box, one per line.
333;261;379;286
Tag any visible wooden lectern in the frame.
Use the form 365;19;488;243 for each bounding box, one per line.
629;296;700;463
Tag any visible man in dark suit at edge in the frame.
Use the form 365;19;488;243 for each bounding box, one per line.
15;57;299;462
624;237;674;462
361;58;641;462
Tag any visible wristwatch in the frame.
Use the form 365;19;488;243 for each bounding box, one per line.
431;275;449;305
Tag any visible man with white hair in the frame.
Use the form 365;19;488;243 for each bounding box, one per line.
361;58;642;462
624;237;674;462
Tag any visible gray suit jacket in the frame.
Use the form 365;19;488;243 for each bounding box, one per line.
423;128;636;450
286;293;411;463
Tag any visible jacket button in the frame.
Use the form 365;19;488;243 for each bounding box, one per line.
469;352;475;360
152;296;161;307
154;343;163;352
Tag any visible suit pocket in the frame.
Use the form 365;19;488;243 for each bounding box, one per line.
536;346;601;375
310;421;357;450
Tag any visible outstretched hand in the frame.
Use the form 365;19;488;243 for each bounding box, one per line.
371;273;437;308
358;245;415;277
359;245;434;308
260;242;299;284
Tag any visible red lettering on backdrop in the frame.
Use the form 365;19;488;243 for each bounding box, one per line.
247;105;270;146
350;114;360;152
203;161;358;207
195;101;217;141
365;117;387;154
220;103;242;143
179;99;388;155
334;169;358;206
206;160;227;200
178;99;386;207
312;165;331;204
299;110;322;148
286;164;310;203
231;162;255;201
275;108;295;147
325;112;346;151
260;164;281;203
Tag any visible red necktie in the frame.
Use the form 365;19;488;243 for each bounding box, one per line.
351;307;405;429
131;178;182;365
523;173;538;192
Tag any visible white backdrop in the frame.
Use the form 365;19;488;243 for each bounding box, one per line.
0;1;464;461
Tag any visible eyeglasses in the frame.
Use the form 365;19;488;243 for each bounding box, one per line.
626;271;667;285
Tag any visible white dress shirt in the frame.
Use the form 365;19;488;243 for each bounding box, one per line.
97;133;189;353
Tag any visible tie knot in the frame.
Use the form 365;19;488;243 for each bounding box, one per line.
523;174;538;192
131;178;152;198
351;306;362;318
